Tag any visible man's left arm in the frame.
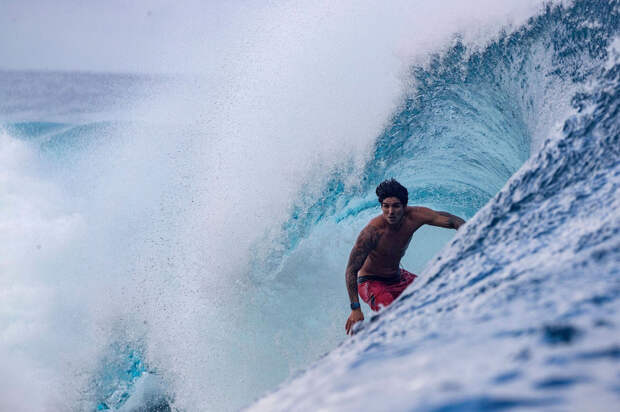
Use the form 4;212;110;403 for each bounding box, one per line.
415;207;465;230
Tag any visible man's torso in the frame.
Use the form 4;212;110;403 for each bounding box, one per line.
359;207;424;278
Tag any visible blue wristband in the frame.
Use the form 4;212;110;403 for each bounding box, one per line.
350;302;361;310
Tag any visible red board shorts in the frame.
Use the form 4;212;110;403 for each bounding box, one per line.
358;269;417;311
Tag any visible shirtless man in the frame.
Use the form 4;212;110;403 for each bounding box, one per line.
345;178;465;335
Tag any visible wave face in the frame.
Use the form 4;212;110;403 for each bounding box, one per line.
0;1;618;411
250;1;620;410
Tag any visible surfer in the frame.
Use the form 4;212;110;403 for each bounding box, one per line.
345;178;465;335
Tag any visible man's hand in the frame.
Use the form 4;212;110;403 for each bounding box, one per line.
345;309;364;335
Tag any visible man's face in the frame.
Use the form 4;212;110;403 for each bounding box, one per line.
381;197;405;225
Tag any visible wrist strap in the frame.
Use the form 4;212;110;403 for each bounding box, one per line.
350;302;361;310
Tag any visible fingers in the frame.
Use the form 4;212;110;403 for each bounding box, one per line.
348;321;356;336
346;317;358;335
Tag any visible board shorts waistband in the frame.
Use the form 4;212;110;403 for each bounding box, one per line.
357;270;402;285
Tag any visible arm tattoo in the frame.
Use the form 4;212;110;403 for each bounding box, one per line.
437;211;465;229
345;226;381;303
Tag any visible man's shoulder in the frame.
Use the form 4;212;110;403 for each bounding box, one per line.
405;205;419;218
368;215;387;229
359;216;387;238
406;206;432;223
407;205;432;216
356;217;384;245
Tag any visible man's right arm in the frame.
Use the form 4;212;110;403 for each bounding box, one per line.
345;224;380;335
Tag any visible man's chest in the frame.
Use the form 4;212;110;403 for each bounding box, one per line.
375;226;417;256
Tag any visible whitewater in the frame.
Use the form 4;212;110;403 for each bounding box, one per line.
1;1;618;411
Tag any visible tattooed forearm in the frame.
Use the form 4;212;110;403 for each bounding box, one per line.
437;211;465;229
345;225;380;302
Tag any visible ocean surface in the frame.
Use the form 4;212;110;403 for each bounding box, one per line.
1;1;618;411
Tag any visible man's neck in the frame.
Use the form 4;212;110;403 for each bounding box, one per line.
386;217;405;231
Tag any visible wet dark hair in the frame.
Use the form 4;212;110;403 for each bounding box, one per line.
376;178;408;205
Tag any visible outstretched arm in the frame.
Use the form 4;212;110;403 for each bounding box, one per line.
344;225;380;335
415;207;465;230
